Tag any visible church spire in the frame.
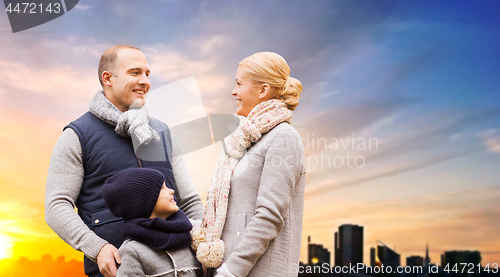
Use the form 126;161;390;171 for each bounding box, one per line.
424;243;430;266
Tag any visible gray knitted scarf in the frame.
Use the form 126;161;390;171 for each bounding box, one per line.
89;91;160;145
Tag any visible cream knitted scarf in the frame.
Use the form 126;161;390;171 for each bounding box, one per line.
89;90;160;145
191;99;292;268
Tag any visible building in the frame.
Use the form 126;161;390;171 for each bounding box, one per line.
424;243;430;267
370;247;376;267
443;250;481;270
407;256;424;267
308;236;331;266
335;224;364;267
377;241;400;268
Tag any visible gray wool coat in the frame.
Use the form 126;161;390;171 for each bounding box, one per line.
117;239;203;277
220;122;306;277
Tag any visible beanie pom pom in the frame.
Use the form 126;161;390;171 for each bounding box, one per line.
190;226;206;252
196;239;225;268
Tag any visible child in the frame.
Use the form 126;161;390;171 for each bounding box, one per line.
102;168;203;277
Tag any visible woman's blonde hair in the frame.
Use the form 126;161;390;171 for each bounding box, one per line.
239;52;302;110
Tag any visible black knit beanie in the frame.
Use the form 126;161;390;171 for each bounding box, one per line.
103;168;166;220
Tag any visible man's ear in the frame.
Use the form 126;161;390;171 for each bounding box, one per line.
102;71;113;86
259;83;271;99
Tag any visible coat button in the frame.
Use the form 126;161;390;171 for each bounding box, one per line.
237;232;241;236
94;219;100;224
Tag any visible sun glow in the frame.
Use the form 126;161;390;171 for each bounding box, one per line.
0;233;14;260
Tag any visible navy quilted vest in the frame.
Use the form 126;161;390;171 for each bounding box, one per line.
65;112;176;275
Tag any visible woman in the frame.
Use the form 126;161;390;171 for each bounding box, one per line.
192;52;305;277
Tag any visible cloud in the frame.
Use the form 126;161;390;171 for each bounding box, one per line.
305;150;477;197
0;31;234;119
304;187;500;227
477;129;500;154
73;4;91;11
300;106;500;197
292;48;444;144
0;34;111;119
0;201;48;240
0;58;97;97
142;39;236;114
0;111;60;201
364;108;500;163
137;0;411;119
296;94;415;139
0;57;98;120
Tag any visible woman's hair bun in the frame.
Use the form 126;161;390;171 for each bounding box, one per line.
279;77;302;111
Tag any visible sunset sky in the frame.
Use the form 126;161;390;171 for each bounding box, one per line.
0;0;499;268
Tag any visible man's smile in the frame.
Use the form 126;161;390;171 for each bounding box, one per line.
133;89;146;95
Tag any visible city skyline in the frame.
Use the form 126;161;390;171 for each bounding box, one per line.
306;223;490;268
0;254;85;276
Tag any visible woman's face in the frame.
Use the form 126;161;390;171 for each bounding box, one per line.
231;67;263;117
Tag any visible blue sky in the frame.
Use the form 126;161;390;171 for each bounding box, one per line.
0;0;499;264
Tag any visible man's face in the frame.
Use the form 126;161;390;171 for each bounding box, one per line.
106;48;151;112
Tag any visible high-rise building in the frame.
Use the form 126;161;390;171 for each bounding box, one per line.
308;236;331;266
407;256;424;267
443;250;481;270
370;247;376;267
334;224;363;267
377;241;400;268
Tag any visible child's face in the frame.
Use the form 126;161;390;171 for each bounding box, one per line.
150;182;179;220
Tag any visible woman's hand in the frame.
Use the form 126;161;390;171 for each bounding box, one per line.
214;263;236;277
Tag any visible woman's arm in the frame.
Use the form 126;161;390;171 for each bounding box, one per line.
223;128;304;277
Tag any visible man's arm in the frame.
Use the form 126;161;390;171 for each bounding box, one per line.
45;128;108;261
170;133;204;225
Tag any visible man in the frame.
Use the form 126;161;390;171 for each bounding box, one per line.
45;45;204;277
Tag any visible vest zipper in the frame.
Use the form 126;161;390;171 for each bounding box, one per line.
136;155;142;168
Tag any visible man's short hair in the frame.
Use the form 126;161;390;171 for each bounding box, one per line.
98;45;141;87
